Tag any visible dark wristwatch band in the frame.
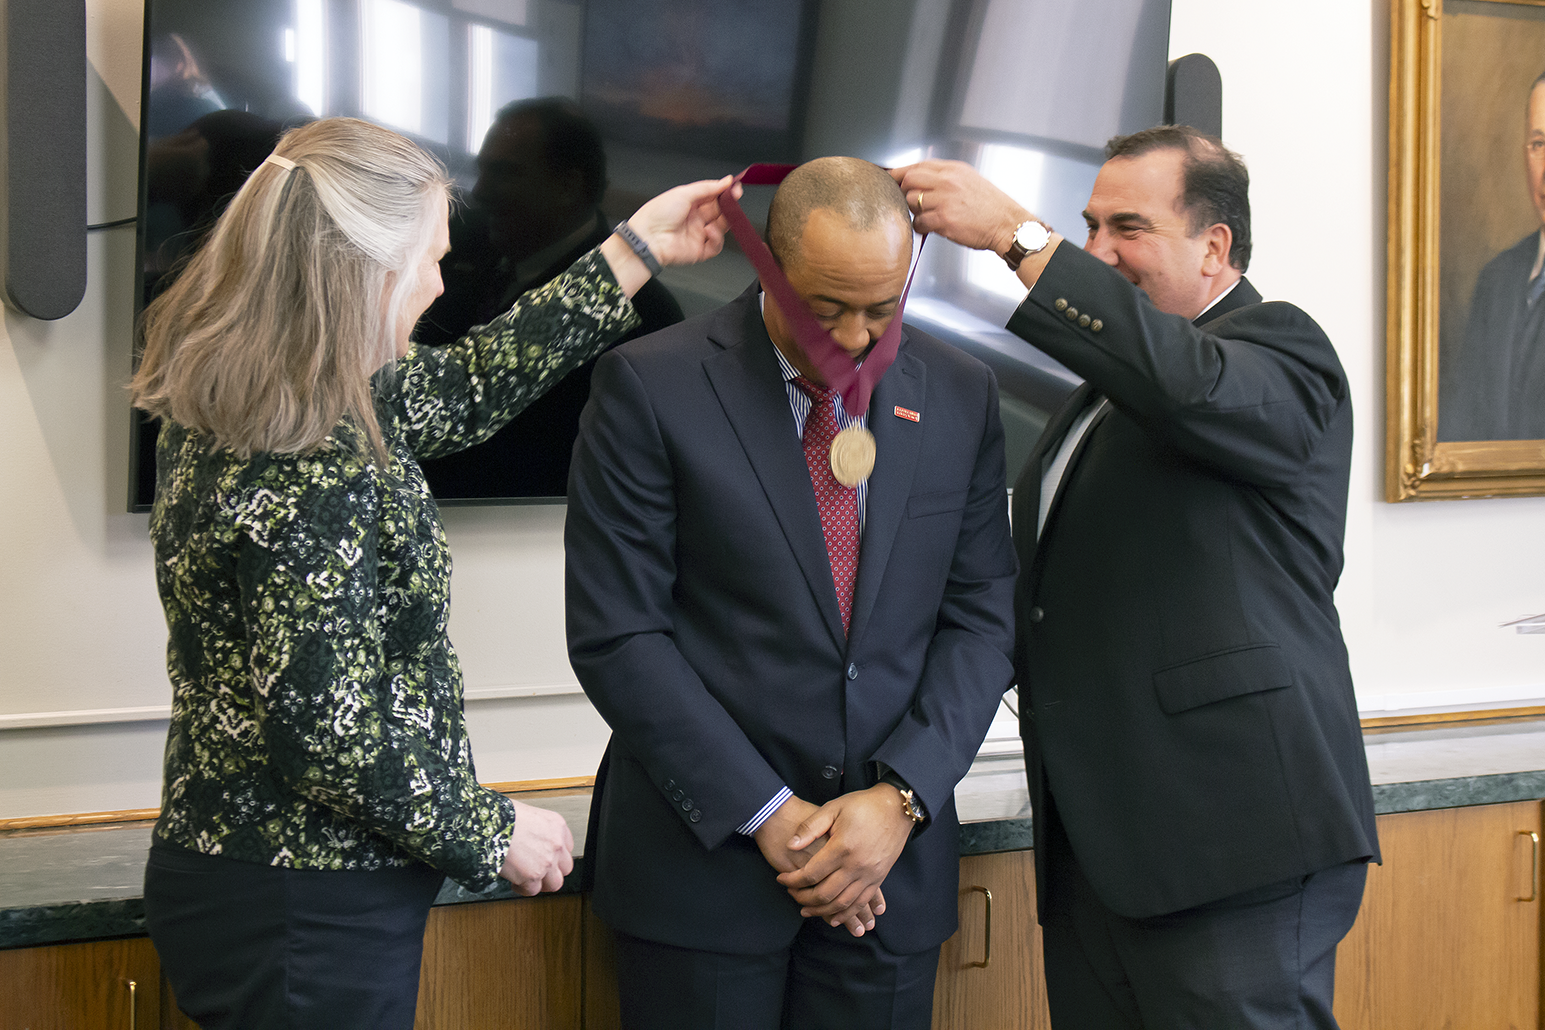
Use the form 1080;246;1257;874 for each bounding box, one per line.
1003;219;1053;271
880;771;927;825
613;220;662;277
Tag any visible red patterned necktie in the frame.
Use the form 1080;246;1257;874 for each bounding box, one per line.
794;376;860;635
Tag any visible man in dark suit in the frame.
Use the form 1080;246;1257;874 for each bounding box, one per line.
565;157;1016;1030
417;97;683;498
1439;71;1545;441
894;127;1378;1027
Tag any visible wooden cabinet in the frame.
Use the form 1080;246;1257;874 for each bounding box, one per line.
1334;800;1543;1030
0;936;160;1030
4;801;1542;1029
934;804;1545;1030
414;894;584;1030
932;850;1051;1029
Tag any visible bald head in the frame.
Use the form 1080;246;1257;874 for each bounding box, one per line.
767;157;913;268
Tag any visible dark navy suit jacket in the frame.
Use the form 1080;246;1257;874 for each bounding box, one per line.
1009;245;1379;921
566;285;1017;955
1439;230;1545;441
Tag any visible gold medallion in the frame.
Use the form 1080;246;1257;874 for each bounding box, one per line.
829;426;876;488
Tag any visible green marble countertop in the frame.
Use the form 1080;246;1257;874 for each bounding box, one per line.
4;720;1542;951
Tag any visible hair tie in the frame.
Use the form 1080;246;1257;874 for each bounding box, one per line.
263;153;297;172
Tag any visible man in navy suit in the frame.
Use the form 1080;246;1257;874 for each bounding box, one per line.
565;157;1016;1030
895;128;1378;1028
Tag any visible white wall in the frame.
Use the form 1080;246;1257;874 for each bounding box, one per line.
1;0;1540;820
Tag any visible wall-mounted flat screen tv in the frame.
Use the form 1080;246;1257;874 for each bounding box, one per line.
131;0;1170;511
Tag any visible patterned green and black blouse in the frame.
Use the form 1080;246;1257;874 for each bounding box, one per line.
149;251;638;891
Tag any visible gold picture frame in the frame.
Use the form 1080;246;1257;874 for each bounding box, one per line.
1386;0;1545;500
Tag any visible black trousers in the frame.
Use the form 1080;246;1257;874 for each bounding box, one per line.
611;917;942;1030
144;839;445;1030
1039;807;1367;1030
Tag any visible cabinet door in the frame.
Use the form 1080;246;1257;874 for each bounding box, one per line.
932;850;1051;1029
414;895;583;1030
0;937;160;1030
1333;800;1542;1030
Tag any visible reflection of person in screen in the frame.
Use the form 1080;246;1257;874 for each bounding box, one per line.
416;98;685;498
1441;71;1545;441
143;110;286;299
145;33;225;139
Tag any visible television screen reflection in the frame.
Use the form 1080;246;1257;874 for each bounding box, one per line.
132;0;1169;510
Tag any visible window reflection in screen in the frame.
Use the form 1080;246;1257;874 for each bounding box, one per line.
289;0;325;117
361;0;451;144
468;24;540;151
966;145;1048;302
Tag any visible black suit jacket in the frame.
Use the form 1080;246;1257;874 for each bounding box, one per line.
1008;245;1379;920
566;285;1017;955
1439;230;1545;441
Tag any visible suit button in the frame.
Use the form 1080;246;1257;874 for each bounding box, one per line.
846;663;858;681
682;798;693;811
671;789;684;801
822;765;838;780
664;779;675;791
1064;307;1079;321
1029;606;1044;623
1078;314;1091;328
689;809;702;823
1090;319;1103;332
1054;298;1068;312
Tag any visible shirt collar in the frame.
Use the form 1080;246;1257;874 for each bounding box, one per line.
1196;278;1241;320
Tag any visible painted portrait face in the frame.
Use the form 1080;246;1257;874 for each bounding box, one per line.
1526;82;1545;229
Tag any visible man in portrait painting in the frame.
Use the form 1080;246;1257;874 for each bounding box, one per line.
1440;70;1545;441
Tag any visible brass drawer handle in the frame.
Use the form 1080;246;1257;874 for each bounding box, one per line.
1521;831;1540;903
968;885;992;968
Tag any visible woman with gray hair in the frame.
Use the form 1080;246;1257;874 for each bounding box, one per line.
131;116;733;1029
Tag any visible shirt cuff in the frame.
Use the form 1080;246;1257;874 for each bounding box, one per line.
736;785;793;836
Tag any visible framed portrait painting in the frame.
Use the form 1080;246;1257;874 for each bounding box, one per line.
1387;0;1545;499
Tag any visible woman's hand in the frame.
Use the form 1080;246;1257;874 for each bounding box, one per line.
499;799;576;896
600;176;741;296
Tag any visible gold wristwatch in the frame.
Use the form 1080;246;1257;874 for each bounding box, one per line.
881;771;927;825
896;786;926;825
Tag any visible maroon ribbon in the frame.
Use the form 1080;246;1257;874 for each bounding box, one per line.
718;163;924;418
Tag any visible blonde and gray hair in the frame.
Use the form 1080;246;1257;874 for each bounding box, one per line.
131;117;450;462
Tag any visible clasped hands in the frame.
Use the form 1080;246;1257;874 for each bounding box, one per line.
753;784;916;939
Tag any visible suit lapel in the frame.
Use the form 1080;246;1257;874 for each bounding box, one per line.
1012;382;1098;570
846;343;926;649
1017;277;1261;569
702;291;848;649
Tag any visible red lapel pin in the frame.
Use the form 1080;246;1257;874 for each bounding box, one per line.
894;406;920;423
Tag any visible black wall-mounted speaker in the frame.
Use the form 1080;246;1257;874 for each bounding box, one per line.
1;0;87;321
1165;53;1223;139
